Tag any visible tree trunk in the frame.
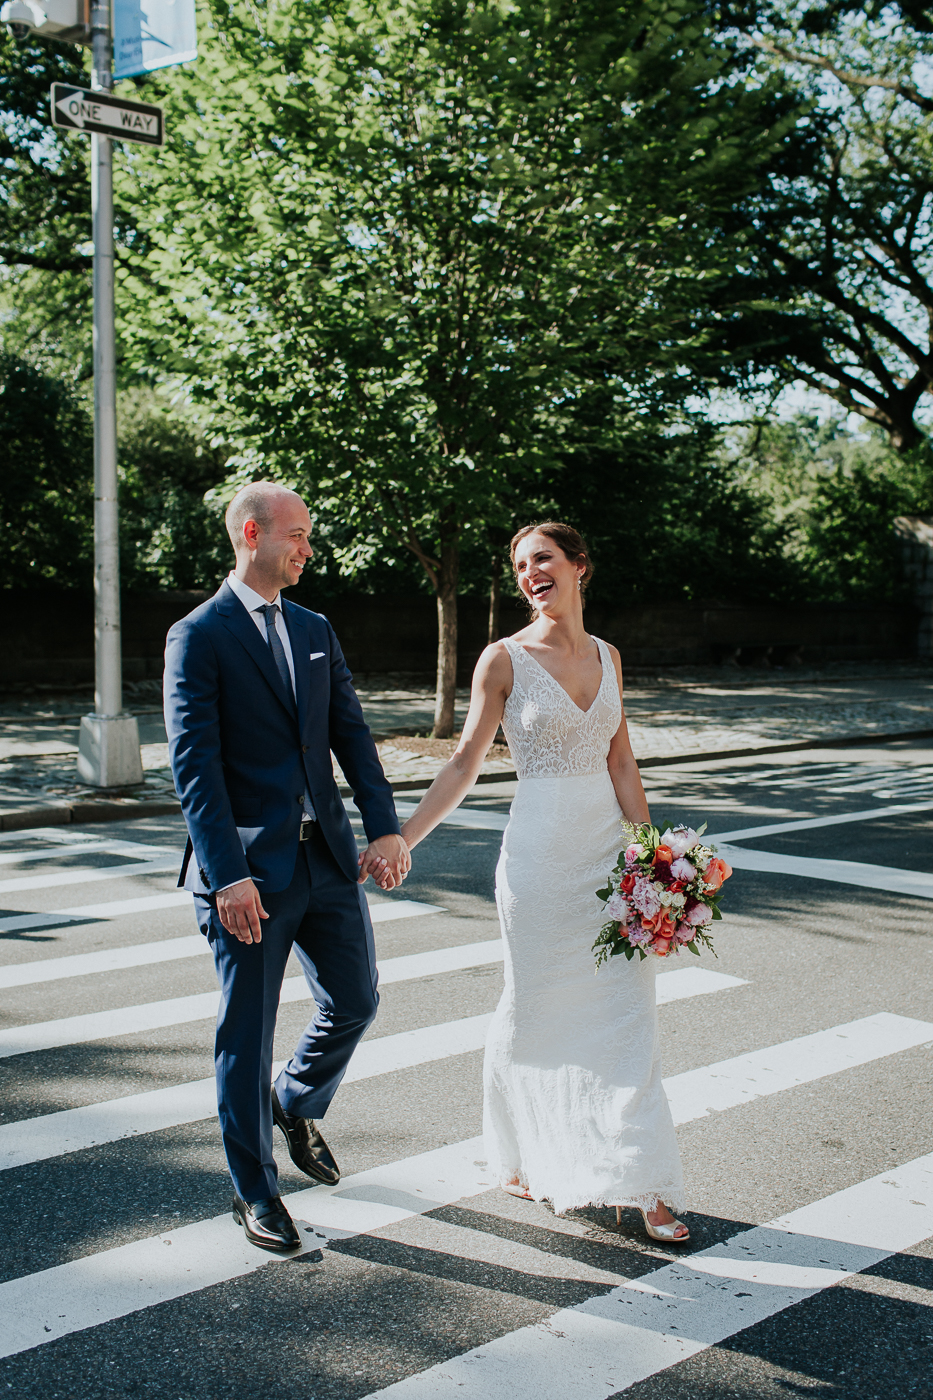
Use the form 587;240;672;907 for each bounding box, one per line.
487;552;502;645
433;535;459;738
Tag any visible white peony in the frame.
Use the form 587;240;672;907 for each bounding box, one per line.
666;826;700;859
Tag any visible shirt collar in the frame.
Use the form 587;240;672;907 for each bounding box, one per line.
227;571;281;615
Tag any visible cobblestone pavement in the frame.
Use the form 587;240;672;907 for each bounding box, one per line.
0;664;930;815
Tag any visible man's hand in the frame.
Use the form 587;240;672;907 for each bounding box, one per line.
358;833;411;890
216;878;269;944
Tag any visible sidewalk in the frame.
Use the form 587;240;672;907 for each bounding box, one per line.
0;663;930;827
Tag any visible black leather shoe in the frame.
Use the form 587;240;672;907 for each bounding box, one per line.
232;1194;300;1252
271;1087;341;1185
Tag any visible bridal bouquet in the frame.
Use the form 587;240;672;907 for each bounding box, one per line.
593;821;731;967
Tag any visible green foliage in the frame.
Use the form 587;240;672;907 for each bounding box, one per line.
727;3;933;449
546;415;799;605
719;411;933;602
0;352;93;588
115;0;792;595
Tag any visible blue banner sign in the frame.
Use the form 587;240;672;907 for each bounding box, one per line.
113;0;197;80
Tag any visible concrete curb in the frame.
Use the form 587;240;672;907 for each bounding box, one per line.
1;725;931;832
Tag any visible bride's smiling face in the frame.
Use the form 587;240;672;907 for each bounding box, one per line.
514;532;584;614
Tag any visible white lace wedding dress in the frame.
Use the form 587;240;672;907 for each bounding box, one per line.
483;636;686;1215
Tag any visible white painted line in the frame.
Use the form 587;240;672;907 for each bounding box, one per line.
0;1137;492;1360
0;858;179;897
370;899;445;924
0;891;192;935
0;839;175;868
361;1152;933;1400
654;967;747;1004
0;828;155;848
0;891;440;943
719;844;933;899
0;1018;491;1172
0;947;738;1057
0;966;749;1170
395;801;509;832
712;800;933;843
664;1012;933;1125
0;1003;920;1181
0;935;208;989
0;934;469;1058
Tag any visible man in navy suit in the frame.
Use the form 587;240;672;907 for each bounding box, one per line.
164;481;410;1252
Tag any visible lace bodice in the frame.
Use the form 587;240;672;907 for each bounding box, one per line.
501;636;622;778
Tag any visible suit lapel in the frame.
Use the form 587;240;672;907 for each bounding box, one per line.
215;581;296;718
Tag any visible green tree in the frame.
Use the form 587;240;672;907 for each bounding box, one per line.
729;1;933;452
118;0;791;732
0;351;93;588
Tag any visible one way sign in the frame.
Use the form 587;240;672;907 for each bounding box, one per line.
50;84;165;146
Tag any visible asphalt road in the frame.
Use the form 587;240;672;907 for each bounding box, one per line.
0;738;931;1399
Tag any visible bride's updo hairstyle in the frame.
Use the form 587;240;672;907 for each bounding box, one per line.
509;521;594;609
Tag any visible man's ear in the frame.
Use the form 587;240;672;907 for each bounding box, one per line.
242;518;261;549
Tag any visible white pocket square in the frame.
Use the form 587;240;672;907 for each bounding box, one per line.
309;652;325;661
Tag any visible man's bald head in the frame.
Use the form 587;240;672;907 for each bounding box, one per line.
225;481;305;553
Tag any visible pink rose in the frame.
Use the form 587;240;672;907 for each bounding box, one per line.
625;843;645;864
670;857;696;882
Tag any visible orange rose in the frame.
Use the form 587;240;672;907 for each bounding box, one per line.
704;857;733;891
653;936;673;956
653;845;674;867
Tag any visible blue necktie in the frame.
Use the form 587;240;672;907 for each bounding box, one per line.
257;603;315;822
257;604;292;698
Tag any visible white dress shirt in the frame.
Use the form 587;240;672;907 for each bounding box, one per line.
218;572;315;892
226;572;297;698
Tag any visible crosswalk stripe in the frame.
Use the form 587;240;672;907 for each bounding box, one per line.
711;800;933;843
361;1150;933;1400
0;1137;493;1360
663;1011;932;1122
0;839;172;868
0;858;180;897
0;956;740;1059
4;1131;933;1368
0;1004;919;1180
0;891;442;945
0;935;481;1059
720;844;933;898
0;892;192;936
395;801;509;831
0;968;745;1172
0;934;208;989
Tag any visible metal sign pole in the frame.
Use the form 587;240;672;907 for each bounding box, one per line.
77;0;143;787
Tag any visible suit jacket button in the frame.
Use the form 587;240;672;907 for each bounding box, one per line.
296;795;304;804
301;744;308;753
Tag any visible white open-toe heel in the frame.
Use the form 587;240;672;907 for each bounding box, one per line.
614;1205;690;1242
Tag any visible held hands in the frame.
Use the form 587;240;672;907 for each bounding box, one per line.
358;833;412;890
217;879;269;944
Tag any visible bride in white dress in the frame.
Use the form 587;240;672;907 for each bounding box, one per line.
399;522;688;1242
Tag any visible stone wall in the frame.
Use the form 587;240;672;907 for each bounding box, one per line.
1;589;919;689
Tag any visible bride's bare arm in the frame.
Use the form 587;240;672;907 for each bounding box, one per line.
399;643;513;850
605;644;650;824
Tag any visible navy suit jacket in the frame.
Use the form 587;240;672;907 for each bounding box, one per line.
163;581;400;895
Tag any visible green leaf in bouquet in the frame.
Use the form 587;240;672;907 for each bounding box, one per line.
697;822;708;836
596;886;612;901
711;906;722;920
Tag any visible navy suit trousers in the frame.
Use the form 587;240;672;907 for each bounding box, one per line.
195;822;379;1201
